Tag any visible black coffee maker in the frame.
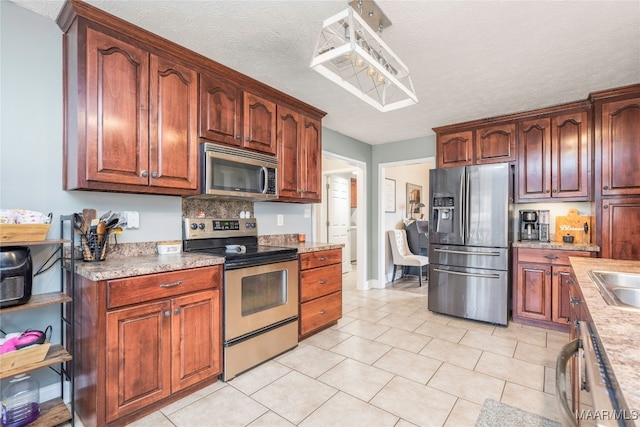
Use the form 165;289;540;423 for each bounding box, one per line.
519;210;539;241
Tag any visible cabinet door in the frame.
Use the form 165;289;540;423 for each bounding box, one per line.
601;97;640;196
551;111;590;199
515;262;552;321
551;266;573;325
299;115;322;202
276;106;301;199
199;73;242;147
475;124;516;164
149;54;199;191
106;300;171;422
243;92;276;154
601;197;640;260
171;290;221;392
85;28;149;186
518;118;551;200
437;131;473;168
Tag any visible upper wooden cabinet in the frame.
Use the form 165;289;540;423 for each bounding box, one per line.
475;124;516;165
58;0;325;196
435;124;516;168
199;74;277;155
199;73;242;147
594;94;640;196
276;106;322;203
63;25;199;196
437;131;473;168
517;109;590;202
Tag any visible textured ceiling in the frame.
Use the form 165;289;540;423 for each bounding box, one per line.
10;0;640;145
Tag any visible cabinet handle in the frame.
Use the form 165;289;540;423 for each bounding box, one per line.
164;311;171;317
318;257;327;261
604;205;609;209
160;280;183;288
544;255;559;260
319;309;327;315
152;172;158;178
553;271;558;276
236;135;241;139
318;280;327;285
603;185;609;190
570;297;580;304
141;170;149;177
567;279;574;285
546;271;551;276
552;189;558;193
545;189;550;193
174;308;180;315
246;137;250;141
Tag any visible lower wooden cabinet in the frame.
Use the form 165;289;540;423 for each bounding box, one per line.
299;249;342;338
512;248;592;331
75;265;222;426
599;197;640;260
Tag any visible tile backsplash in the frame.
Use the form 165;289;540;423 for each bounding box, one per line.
182;198;252;218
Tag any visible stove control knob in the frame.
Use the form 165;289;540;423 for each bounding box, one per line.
198;223;206;230
190;223;197;230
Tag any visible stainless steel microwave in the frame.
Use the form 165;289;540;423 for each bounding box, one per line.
200;142;278;200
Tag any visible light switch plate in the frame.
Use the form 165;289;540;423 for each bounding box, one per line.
277;214;283;226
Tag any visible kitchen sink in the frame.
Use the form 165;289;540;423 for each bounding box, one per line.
587;270;640;310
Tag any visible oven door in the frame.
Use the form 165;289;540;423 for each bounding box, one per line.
224;259;298;341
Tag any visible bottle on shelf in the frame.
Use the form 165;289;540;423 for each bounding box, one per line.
1;373;40;427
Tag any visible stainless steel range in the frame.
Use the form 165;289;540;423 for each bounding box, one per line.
183;218;299;381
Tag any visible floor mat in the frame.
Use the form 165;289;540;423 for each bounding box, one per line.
475;399;561;427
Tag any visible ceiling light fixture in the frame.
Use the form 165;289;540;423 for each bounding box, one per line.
310;0;418;112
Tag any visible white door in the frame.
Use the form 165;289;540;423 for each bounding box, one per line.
327;175;351;272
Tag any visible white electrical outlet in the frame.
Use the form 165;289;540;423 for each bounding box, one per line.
304;208;311;218
124;211;139;229
277;214;284;226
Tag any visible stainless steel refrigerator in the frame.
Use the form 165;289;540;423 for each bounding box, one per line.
428;163;512;325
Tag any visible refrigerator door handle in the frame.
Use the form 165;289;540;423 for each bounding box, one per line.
459;173;464;241
465;171;471;240
434;248;501;256
433;268;501;279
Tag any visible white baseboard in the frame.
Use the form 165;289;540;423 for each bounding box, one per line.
40;380;71;403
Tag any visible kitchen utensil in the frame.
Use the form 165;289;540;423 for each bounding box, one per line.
99;210;112;222
96;221;107;245
82;209;96;234
73;213;85;234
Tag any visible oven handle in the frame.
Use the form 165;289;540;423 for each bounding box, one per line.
555;338;579;427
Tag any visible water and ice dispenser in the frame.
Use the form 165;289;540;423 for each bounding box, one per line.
432;196;455;233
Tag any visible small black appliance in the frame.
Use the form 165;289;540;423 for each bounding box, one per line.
0;246;33;308
519;210;540;241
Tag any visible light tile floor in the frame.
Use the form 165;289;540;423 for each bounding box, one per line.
116;268;568;427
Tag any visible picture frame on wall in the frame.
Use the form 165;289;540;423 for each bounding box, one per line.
384;178;396;213
406;183;423;218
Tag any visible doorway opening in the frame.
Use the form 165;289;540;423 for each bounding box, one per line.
377;157;435;288
316;152;367;290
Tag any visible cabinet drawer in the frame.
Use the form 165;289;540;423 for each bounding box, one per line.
107;266;221;309
516;248;591;265
300;291;342;336
300;264;342;302
300;249;341;270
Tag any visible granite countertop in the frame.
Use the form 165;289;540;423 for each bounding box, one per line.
73;252;224;282
283;242;344;253
569;257;640;414
512;240;600;252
